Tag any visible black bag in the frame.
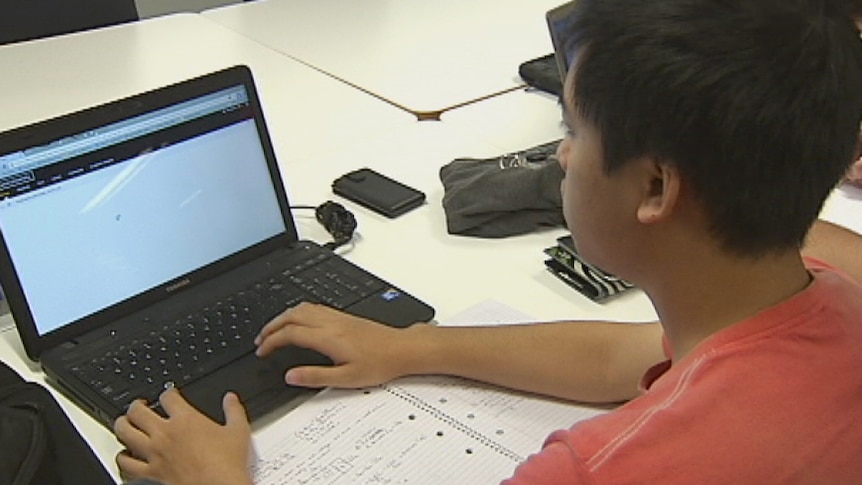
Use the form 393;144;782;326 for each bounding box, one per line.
0;360;116;485
439;139;566;238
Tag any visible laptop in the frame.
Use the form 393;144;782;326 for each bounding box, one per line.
0;65;435;428
517;1;578;97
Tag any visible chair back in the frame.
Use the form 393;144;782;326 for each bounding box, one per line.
0;0;138;45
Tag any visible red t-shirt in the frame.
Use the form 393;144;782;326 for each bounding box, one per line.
505;260;862;484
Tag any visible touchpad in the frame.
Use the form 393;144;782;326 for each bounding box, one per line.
180;347;329;423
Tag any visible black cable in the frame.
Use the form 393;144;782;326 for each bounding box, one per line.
291;201;357;250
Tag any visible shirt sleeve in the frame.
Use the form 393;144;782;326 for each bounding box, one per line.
501;429;595;485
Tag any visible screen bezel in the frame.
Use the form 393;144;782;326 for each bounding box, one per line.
546;1;579;84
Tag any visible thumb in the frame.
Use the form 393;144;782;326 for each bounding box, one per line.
223;392;250;429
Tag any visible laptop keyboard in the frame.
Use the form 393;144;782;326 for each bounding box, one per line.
70;252;386;410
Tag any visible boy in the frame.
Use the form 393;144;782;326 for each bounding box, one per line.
114;0;862;483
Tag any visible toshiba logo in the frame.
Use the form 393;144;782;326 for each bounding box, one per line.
165;278;191;292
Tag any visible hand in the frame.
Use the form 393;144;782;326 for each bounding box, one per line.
114;389;253;485
846;157;862;188
255;302;423;388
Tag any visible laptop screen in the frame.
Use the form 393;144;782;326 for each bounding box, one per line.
547;1;579;83
0;84;286;337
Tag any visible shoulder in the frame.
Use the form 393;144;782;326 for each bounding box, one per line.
513;274;862;483
795;256;862;331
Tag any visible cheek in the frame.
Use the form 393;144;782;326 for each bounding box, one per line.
560;157;609;267
557;137;579;193
561;162;585;233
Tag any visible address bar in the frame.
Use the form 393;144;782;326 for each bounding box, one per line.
9;95;236;170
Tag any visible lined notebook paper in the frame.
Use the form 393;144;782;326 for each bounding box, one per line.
249;300;608;484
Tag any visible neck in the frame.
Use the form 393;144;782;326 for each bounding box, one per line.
646;248;811;362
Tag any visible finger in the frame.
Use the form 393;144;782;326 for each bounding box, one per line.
254;302;316;345
285;364;360;389
116;449;149;481
125;399;163;435
254;309;292;346
158;387;194;417
114;415;152;459
255;321;338;358
223;392;250;431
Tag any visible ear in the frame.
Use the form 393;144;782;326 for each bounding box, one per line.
635;158;682;225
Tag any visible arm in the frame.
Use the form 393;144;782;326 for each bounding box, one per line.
253;215;860;402
803;219;862;285
255;303;665;403
255;216;858;404
406;318;665;403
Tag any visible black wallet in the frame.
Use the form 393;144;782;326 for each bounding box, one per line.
333;168;426;218
543;236;635;302
518;53;563;96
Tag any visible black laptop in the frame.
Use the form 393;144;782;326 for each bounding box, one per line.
0;65;434;428
518;1;577;96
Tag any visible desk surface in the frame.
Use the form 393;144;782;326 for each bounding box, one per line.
821;184;862;235
202;0;563;117
0;13;414;162
441;85;564;153
283;121;658;325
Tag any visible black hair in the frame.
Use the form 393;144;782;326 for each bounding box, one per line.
843;0;862;20
564;0;862;256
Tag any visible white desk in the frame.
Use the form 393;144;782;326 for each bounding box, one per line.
441;85;564;153
0;13;414;163
821;184;862;235
279;120;657;325
201;0;563;118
